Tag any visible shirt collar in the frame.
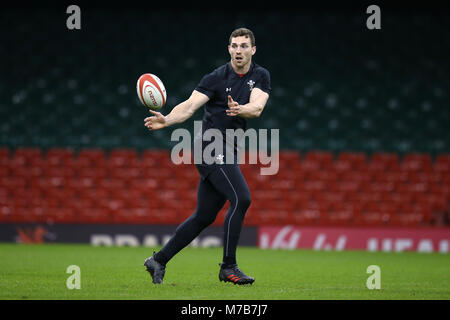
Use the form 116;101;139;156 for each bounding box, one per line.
227;61;254;78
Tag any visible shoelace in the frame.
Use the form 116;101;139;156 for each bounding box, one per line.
226;266;248;279
220;263;248;278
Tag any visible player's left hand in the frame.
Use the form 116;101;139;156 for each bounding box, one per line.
226;95;241;117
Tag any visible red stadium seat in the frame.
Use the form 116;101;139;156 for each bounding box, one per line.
315;192;346;204
289;209;320;225
13;148;42;159
11;148;44;168
436;154;450;163
77;149;106;167
109;148;137;158
141;149;172;163
340;171;373;183
390;213;426;227
304;151;334;169
366;160;387;175
279;151;301;169
77;208;111;223
46;148;75;167
44;207;77;223
319;210;353;226
332;158;353;173
10;207;45;223
401;153;432;172
417;194;447;212
338;152;367;168
147;209;179;225
353;212;391;226
374;171;409;183
0;204;12;222
243;208;260;226
307;170;339;182
112;208;145;224
108;148;138;168
0;148;10;168
0;147;9;157
434;154;450;173
256;210;289;225
371;152;400;171
98;178;125;192
77;167;108;180
297;180;327;192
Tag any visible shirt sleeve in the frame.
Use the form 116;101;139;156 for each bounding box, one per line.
255;68;271;95
194;73;216;99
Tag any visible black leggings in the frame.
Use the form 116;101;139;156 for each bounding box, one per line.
158;164;251;265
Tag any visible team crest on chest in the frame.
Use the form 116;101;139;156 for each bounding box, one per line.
247;80;255;91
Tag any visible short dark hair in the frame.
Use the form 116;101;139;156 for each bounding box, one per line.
229;28;256;47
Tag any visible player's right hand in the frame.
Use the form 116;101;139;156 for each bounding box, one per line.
227;95;241;117
144;109;167;131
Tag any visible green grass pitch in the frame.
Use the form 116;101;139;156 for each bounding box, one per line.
0;243;449;300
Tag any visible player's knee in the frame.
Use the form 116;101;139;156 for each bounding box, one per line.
238;191;251;210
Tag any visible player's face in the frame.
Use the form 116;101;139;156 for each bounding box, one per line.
228;36;256;71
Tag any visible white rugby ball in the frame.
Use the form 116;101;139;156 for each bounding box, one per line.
136;73;167;110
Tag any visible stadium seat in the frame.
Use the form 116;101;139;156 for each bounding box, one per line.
401;153;433;172
108;148;138;168
371;153;400;171
0;148;9;158
307;170;339;182
434;154;450;173
46;148;75;167
338;152;367;167
11;207;45;223
13;148;42;159
77;208;111;224
390;213;426;227
289;209;320;225
279;151;301;169
320;210;353;226
44;208;77;224
77;149;106;167
354;212;391;227
304;151;334;169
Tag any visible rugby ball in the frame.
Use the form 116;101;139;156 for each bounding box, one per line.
136;73;167;110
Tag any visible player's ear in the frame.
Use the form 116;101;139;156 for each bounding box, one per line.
251;46;256;55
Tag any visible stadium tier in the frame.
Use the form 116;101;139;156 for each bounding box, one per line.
1;10;449;153
0;148;448;227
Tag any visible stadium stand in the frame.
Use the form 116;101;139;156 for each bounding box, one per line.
0;9;449;227
0;148;449;227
